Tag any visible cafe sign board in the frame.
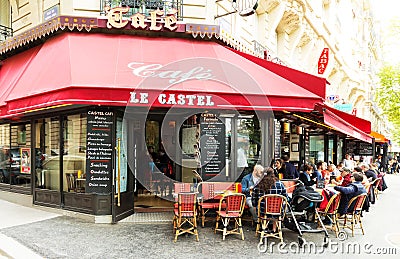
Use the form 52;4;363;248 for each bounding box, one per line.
105;6;178;31
86;110;114;194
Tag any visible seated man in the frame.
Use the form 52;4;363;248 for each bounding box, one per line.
241;164;264;222
299;164;316;187
334;173;367;215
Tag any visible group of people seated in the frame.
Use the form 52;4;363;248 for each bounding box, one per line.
241;164;288;232
240;154;388;227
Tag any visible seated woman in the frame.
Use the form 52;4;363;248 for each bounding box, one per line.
272;159;285;179
251;167;287;232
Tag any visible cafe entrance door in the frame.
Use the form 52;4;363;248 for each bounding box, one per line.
112;116;135;222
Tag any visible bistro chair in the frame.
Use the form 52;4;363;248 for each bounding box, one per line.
215;192;246;240
197;182;236;227
255;194;287;244
340;193;367;237
373;178;382;200
173;192;199;242
173;183;192;208
316;192;341;237
66;173;77;192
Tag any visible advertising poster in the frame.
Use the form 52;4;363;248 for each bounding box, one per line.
20;148;31;174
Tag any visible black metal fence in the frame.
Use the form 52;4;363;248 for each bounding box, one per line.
0;24;13;42
100;0;183;20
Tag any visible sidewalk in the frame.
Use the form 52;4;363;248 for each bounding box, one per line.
0;174;399;258
0;199;59;259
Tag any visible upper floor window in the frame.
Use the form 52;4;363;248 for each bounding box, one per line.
0;1;12;42
101;0;183;19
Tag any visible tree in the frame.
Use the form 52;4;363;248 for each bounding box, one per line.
376;65;400;143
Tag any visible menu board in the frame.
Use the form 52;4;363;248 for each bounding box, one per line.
86;110;113;193
345;140;358;156
304;130;310;162
274;120;281;159
358;142;373;155
200;113;226;180
345;140;373;156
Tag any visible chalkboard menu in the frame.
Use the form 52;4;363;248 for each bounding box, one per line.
274;120;281;159
200;113;226;180
304;130;310;162
345;140;358;156
345;140;373;156
358;142;373;155
86;110;114;193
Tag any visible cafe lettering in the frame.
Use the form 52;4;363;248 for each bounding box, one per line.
130;92;215;106
106;6;178;31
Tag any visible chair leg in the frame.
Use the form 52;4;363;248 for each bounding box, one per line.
357;215;364;235
222;218;229;240
215;214;220;234
238;218;244;240
174;217;180;242
193;217;199;241
277;221;283;243
332;215;339;238
201;208;205;227
173;216;177;234
255;218;260;237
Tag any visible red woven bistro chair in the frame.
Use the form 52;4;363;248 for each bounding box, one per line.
173;192;199;242
316;192;341;237
215;192;246;240
340;193;367;237
255;194;287;244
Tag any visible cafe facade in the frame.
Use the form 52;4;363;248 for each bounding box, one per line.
0;9;373;222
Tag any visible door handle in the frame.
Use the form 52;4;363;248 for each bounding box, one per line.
116;137;121;207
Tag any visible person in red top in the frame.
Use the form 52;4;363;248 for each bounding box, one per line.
340;168;353;186
330;168;352;186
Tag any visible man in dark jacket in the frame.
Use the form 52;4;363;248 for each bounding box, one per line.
282;155;299;179
360;163;377;181
334;173;366;215
299;164;316;186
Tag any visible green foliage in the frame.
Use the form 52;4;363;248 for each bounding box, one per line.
376;65;400;143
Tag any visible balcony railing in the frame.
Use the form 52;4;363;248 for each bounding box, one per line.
252;40;286;66
100;0;183;20
0;24;13;42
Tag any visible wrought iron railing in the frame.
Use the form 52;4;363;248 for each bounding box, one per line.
0;24;13;42
252;40;286;66
100;0;183;20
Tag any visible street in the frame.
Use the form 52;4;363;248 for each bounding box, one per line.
1;174;400;259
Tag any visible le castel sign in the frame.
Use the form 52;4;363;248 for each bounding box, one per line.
105;6;178;31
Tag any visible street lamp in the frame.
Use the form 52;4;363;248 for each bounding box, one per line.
232;0;258;17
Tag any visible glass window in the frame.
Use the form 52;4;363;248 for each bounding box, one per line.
63;114;87;193
180;113;232;182
328;137;334;163
310;135;325;164
0;124;10;184
236;114;261;181
10;123;31;187
36;118;60;190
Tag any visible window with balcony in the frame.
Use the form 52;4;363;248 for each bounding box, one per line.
101;0;183;19
0;0;12;42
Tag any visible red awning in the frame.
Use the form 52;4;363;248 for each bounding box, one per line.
316;104;372;143
230;48;327;99
0;32;324;117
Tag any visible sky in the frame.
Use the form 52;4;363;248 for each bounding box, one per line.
372;0;400;65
